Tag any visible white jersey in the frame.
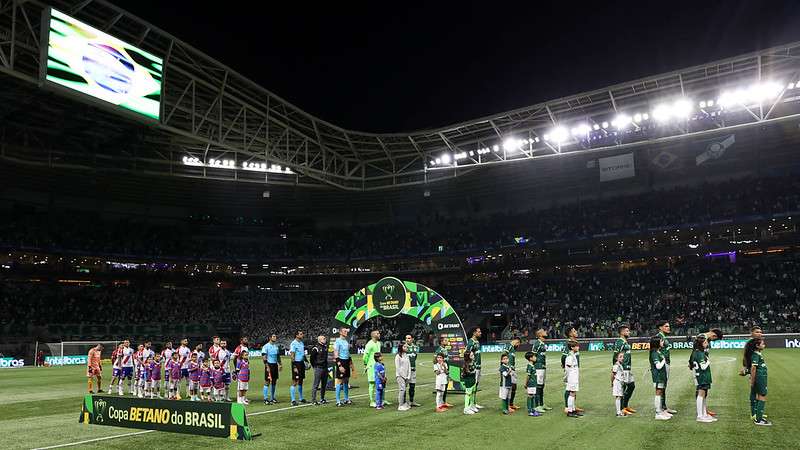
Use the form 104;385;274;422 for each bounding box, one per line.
161;348;174;362
112;350;121;369
178;346;191;370
121;347;134;368
565;353;580;386
209;345;221;361
218;348;232;374
612;362;624;382
142;348;155;362
434;362;448;386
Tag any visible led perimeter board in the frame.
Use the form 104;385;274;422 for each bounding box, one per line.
44;8;163;120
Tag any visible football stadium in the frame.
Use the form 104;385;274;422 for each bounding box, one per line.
1;1;800;449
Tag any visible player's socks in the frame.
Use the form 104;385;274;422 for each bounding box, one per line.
343;383;350;400
755;400;765;421
270;383;277;401
502;398;509;413
335;383;342;403
564;390;569;408
298;385;304;400
527;396;533;412
661;390;667;410
749;388;756;416
409;383;415;403
290;385;296;402
655;395;662;414
615;397;622;415
567;395;575;413
696;395;704;418
369;383;375;404
263;385;269;400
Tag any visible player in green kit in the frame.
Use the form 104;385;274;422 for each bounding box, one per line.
524;351;541;417
740;326;763;419
656;320;677;414
689;334;716;423
434;337;453;408
612;325;636;415
363;330;382;407
405;334;421;407
501;337;520;410
650;335;671;420
532;329;551;413
465;328;483;409
745;337;772;426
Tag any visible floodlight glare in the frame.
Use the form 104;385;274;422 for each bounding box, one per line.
652;104;671;121
672;99;692;118
601;121;609;129
492;145;499;152
440;153;452;164
699;101;707;108
612;114;631;129
550;126;569;143
633;113;642;123
592;124;600;131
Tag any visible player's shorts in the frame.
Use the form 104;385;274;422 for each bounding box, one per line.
526;386;537;395
654;382;666;389
86;366;101;377
409;369;417;384
112;367;121;377
612;379;624;397
266;363;280;382
122;367;133;379
238;381;249;391
201;386;211;394
510;370;517;384
622;369;635;384
189;380;198;390
754;380;768;396
566;381;579;392
435;383;447;392
181;368;189;379
499;386;510;399
696;383;711;392
367;365;376;382
336;359;351;379
292;361;306;380
222;373;232;385
164;371;170;381
150;377;161;384
535;369;545;385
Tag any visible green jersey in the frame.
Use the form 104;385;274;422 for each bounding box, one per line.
502;343;517;369
751;351;768;383
657;331;671;364
407;343;419;369
466;338;481;369
435;345;449;362
462;358;476;388
650;350;667;384
499;363;512;388
691;350;712;386
525;362;537;388
612;338;632;370
363;340;381;368
533;340;546;369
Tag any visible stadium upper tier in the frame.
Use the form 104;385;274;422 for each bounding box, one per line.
3;1;800;190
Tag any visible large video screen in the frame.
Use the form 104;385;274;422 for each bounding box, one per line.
45;9;163;120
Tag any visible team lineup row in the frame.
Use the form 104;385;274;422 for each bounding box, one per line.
82;323;773;426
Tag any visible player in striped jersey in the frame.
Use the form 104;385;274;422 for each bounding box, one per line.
177;339;191;399
133;344;145;397
160;341;174;391
108;343;123;394
119;340;134;395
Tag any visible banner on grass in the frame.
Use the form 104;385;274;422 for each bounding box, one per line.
79;395;252;440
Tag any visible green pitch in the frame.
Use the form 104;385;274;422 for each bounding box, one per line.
1;350;798;449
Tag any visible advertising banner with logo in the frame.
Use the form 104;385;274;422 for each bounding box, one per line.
46;355;87;366
79;395;252;440
0;357;26;368
598;153;635;182
330;277;467;391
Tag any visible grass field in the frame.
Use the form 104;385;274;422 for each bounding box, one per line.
1;349;798;449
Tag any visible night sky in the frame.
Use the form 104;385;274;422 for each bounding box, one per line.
116;1;800;132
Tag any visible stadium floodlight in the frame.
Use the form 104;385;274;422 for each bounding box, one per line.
633;113;642;123
534;137;540;143
503;138;520;152
440;153;452;164
699;101;707;108
672;99;692;118
642;113;649;120
601;121;609;129
492;145;499;152
611;114;631;129
706;100;713;107
435;158;441;164
571;124;591;136
549;126;569;143
592;124;600;131
652;104;671;121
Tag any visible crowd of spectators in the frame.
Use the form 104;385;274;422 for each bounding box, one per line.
2;253;798;344
1;175;798;262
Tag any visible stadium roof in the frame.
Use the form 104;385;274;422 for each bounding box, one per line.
3;0;800;191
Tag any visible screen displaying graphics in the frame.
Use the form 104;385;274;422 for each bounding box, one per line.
45;9;163;120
